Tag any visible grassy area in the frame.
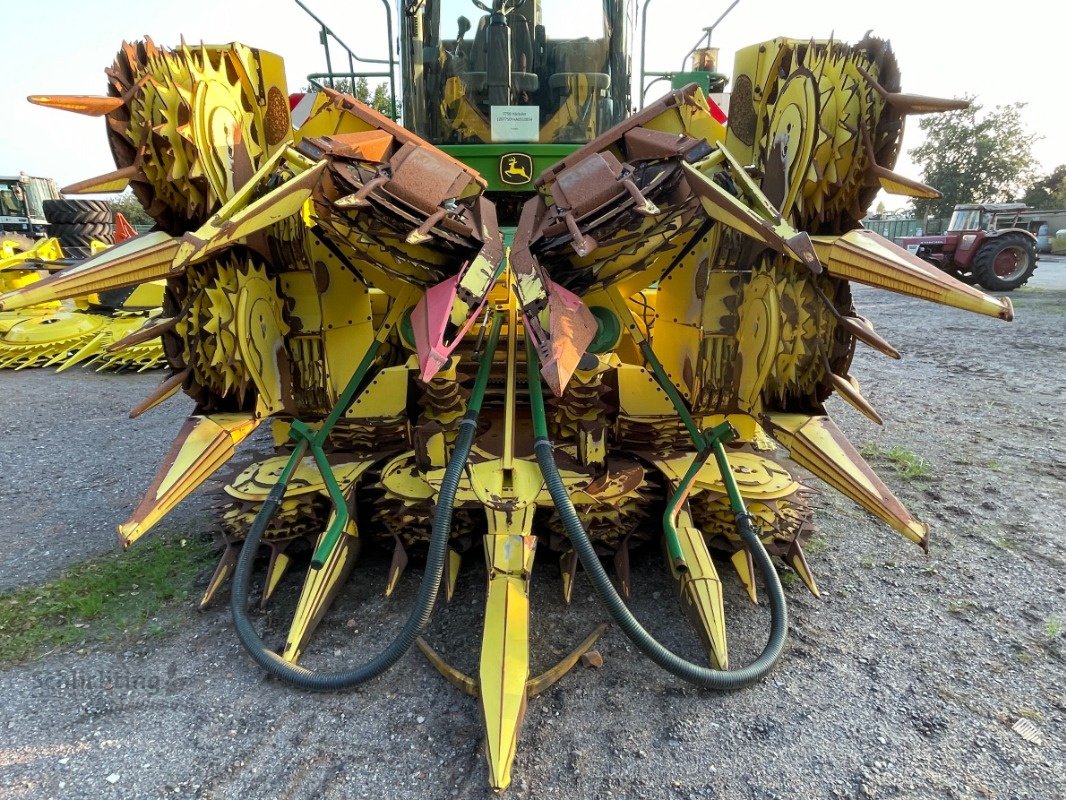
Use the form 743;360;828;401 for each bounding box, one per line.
0;537;215;665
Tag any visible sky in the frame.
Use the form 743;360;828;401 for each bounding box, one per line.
2;0;1062;214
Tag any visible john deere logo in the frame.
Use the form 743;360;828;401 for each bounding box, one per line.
500;153;533;186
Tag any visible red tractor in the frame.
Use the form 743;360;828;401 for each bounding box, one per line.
899;203;1038;291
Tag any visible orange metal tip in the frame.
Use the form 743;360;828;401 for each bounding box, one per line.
28;94;124;116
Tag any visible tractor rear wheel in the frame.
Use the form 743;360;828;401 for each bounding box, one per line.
973;234;1037;291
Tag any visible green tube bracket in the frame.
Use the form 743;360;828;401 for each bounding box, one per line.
298;337;384;569
637;340;705;447
661;421;738;570
241;289;417;572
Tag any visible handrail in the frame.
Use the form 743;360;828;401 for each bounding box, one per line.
638;0;739;108
295;0;399;118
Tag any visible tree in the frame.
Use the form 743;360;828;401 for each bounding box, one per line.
301;77;395;117
1022;165;1066;209
909;99;1039;219
109;192;152;227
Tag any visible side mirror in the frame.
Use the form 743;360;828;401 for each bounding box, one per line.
457;16;471;37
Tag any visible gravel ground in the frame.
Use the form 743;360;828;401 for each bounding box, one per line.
0;260;1063;800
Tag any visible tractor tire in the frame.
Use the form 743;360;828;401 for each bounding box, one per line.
50;222;114;240
60;244;92;259
57;232;115;260
42;198;113;226
48;211;116;260
973;234;1037;292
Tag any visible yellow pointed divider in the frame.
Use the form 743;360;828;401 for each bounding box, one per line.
0;232;181;312
762;411;929;547
173;154;326;270
480;507;537;793
118;413;261;548
62;165;137;194
668;507;729;669
811;230;1014;321
282;509;361;663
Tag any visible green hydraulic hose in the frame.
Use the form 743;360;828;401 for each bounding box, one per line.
230;313;503;690
527;339;788;689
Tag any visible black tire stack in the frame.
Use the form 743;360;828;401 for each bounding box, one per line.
42;199;115;259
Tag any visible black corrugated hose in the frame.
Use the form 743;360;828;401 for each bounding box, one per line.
229;314;502;690
528;340;788;689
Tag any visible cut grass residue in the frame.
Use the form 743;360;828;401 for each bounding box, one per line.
0;537;215;665
1046;615;1062;640
804;535;827;556
860;442;933;480
884;447;932;480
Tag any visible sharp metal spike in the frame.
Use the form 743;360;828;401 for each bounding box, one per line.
107;314;178;353
260;542;293;609
62;165;138;195
787;541;821;598
445;548;462;602
823;355;884;424
869;164;941;199
613;539;632;599
837;313;901;360
560;549;578;604
885;93;970;115
384;536;408;597
730;548;758;604
199;544;239;609
129;368;188;418
851;65;970;115
28;94;124;116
